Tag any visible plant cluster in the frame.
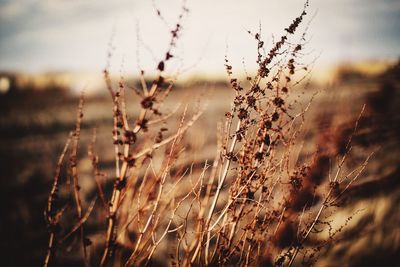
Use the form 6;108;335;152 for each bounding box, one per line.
43;1;373;266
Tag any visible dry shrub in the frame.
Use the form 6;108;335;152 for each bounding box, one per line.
43;1;375;266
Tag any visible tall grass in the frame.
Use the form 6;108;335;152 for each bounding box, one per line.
43;1;374;266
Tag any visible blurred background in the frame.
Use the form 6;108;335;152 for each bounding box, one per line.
0;0;399;266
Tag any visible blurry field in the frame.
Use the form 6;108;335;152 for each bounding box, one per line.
0;62;399;266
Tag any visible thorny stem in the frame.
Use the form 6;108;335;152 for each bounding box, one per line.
124;108;188;266
88;128;108;208
287;192;329;267
101;3;188;262
203;120;241;264
70;92;89;267
189;139;221;264
44;232;56;267
44;135;72;267
144;169;203;266
288;148;373;266
100;79;159;267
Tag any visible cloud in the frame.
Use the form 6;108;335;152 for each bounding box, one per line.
0;0;398;73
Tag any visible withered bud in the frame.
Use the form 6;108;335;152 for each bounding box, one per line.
124;130;136;144
247;95;256;107
262;120;272;130
157;61;165;71
258;66;270;78
115;178;127;190
273;97;285;107
165;52;173;60
255;152;264;161
226;152;238;161
141;96;155;109
116;121;124;128
271;112;280;121
127;157;135;167
238;108;248;120
252;84;260;93
264;134;271;145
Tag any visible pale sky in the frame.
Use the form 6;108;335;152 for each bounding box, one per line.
0;0;399;77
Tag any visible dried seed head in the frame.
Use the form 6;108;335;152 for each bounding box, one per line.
124;130;136;144
141;96;155;109
165;52;173;60
255;152;264;161
272;112;280;121
247;95;257;107
261;120;272;130
127;157;135;167
157;61;165;71
115;178;127;190
264;134;271;145
238;108;249;120
258;66;270;78
116;121;124;128
273;97;285;107
252;84;260;93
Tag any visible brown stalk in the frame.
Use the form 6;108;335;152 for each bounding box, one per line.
124;106;191;265
70;92;89;267
88;128;108;208
44;134;72;267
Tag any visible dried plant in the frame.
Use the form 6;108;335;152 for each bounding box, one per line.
43;1;375;266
